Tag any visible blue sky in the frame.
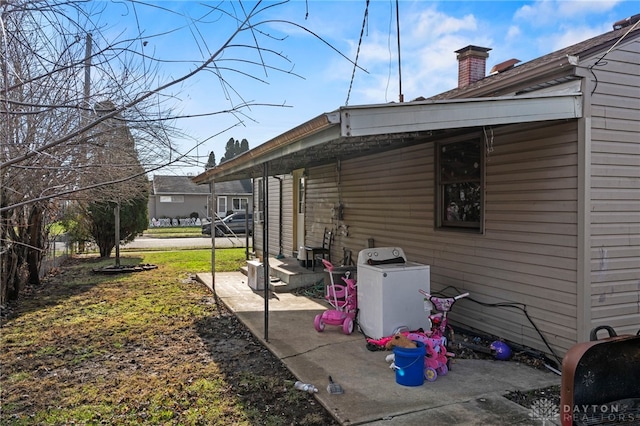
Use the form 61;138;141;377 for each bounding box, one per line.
95;1;638;175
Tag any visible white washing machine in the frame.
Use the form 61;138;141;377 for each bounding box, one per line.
357;247;430;339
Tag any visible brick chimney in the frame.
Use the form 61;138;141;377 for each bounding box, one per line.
455;45;491;88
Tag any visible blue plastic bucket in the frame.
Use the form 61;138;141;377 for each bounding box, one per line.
393;341;425;386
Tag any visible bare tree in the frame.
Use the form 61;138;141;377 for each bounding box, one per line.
0;0;358;303
1;1;89;297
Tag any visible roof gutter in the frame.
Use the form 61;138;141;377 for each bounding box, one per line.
192;112;339;184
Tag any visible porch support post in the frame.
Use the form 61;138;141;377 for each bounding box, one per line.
262;163;270;342
209;179;216;294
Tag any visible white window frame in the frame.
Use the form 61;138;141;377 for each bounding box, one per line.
159;195;184;203
232;197;248;212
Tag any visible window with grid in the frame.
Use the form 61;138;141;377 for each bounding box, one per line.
436;139;483;231
232;198;248;212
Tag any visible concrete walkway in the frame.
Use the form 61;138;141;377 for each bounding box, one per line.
197;272;561;426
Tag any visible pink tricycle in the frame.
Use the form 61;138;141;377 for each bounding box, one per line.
314;259;357;335
423;337;449;382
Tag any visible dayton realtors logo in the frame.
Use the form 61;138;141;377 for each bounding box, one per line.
529;399;559;425
529;400;639;425
560;402;639;424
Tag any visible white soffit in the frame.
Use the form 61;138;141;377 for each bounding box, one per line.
340;93;583;137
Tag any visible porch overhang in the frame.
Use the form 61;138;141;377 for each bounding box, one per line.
192;92;582;184
341;92;582;137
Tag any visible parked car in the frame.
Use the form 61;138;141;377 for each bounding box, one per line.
202;212;253;236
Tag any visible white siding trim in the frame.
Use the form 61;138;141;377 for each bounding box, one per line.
341;94;583;137
576;68;594;343
577;115;592;343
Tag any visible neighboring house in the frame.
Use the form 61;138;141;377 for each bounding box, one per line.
212;179;253;218
193;21;640;359
148;175;252;222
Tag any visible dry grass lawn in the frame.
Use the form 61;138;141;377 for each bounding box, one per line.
0;250;337;425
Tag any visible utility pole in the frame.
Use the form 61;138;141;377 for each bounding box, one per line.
396;0;403;103
115;201;121;267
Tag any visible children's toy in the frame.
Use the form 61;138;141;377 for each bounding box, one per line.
419;289;469;347
418;288;469;375
367;330;431;350
383;336;449;382
385;333;417;350
314;259;357;335
423;338;449;381
490;340;512;360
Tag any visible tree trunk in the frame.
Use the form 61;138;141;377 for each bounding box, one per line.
99;243;114;258
96;228;115;258
1;207;29;303
27;205;44;285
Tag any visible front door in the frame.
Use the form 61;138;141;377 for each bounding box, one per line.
293;169;305;254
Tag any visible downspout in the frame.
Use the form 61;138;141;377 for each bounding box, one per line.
274;176;284;259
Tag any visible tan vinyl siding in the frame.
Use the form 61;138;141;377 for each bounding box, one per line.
587;38;640;335
305;121;579;356
304;164;340;261
253;175;294;258
452;121;578;355
339;144;433;260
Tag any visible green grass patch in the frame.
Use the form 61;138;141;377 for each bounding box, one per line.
7;371;32;383
128;249;246;273
0;248;258;426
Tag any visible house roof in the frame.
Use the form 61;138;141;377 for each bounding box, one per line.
215;179;253;195
192;23;640;185
152;175;251;195
428;22;640;101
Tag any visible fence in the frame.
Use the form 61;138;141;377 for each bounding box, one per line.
149;217;204;227
39;233;71;279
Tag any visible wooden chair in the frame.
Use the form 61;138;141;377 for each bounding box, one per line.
304;228;333;271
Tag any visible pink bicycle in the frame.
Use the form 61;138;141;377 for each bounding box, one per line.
419;289;469;347
418;289;469;377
